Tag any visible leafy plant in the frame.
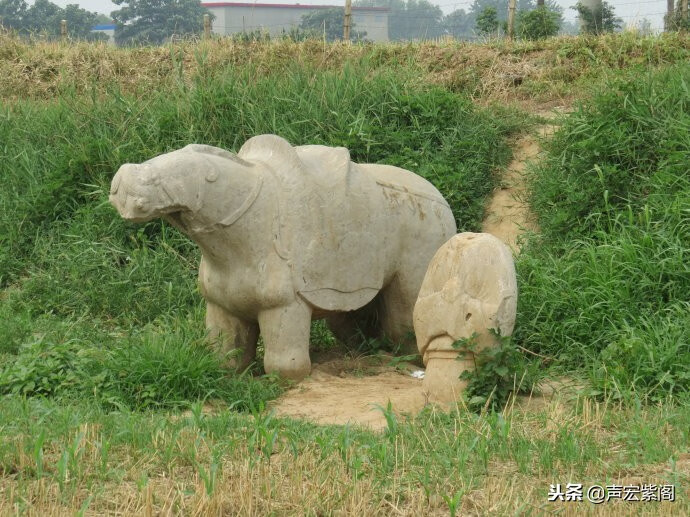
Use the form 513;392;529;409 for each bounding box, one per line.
0;339;108;397
452;330;535;412
517;6;561;40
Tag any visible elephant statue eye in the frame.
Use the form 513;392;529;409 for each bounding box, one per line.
206;170;219;183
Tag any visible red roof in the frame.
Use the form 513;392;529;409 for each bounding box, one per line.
201;3;389;11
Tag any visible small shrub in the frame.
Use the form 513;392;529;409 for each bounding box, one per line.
572;1;622;34
517;7;562;41
453;330;537;413
0;340;107;397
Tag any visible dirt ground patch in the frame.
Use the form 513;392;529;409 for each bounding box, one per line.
482;113;562;251
270;358;429;430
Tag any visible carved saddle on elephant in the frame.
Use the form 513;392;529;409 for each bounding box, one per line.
237;135;388;312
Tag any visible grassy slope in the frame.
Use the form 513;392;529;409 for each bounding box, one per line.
1;32;688;102
0;33;689;514
516;65;690;401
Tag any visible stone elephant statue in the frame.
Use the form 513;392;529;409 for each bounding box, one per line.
110;135;456;379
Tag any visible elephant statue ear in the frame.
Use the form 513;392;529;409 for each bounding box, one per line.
238;135;304;179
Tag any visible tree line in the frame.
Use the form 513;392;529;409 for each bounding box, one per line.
0;0;677;46
0;0;111;40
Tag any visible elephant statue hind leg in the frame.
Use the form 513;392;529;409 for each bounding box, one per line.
326;299;382;351
206;301;259;372
258;298;313;380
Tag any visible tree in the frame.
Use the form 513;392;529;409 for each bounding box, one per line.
476;7;499;36
299;7;367;41
111;0;212;45
468;0;535;37
573;1;622;34
94;13;113;25
0;0;28;32
469;0;535;22
666;1;690;31
442;8;473;39
517;5;561;39
62;4;110;40
1;0;106;39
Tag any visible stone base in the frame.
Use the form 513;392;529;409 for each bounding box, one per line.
422;350;475;405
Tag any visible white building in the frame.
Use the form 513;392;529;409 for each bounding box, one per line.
201;2;389;42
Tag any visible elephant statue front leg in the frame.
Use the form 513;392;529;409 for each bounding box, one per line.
258;299;312;380
206;301;259;372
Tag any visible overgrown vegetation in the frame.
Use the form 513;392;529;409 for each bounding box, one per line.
1;32;688;103
517;6;561;40
516;65;690;401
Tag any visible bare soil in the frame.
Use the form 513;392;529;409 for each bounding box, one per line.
270;358;427;430
482;114;561;251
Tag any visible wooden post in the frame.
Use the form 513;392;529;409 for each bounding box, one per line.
60;19;67;41
203;14;211;39
507;0;516;40
343;0;352;41
537;0;544;6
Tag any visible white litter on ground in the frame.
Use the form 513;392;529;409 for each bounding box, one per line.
410;370;425;379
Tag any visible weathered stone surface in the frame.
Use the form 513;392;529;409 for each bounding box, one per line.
110;135;456;380
413;232;517;403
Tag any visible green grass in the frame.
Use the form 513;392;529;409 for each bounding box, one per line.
516;65;690;401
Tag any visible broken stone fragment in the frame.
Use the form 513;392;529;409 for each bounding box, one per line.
413;232;517;403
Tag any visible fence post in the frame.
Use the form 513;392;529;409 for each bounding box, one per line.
203;14;211;39
343;0;352;41
61;19;67;41
507;0;516;40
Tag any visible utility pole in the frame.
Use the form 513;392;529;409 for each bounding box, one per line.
343;0;352;41
683;0;689;26
203;14;211;39
507;0;516;40
60;19;67;41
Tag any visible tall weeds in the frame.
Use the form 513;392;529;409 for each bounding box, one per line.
516;65;690;400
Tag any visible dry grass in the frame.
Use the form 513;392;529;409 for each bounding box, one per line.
1;32;688;104
0;396;687;516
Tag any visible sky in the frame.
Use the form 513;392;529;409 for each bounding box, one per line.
45;0;670;32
